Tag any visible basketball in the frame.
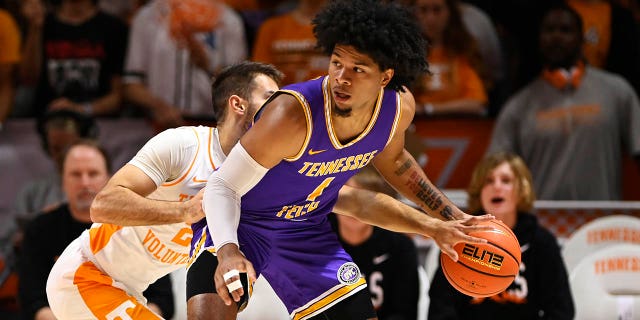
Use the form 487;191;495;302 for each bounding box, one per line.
440;219;521;297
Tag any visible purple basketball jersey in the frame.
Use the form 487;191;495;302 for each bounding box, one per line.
241;76;401;227
190;76;402;318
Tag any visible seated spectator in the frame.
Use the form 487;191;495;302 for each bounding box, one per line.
123;0;247;129
13;109;98;225
568;0;640;94
428;152;575;320
487;3;640;200
408;0;489;116
331;167;420;320
3;111;95;316
19;0;128;117
0;8;21;128
18;140;174;320
251;0;329;85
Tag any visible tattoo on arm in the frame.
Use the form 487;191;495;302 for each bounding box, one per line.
394;159;412;176
439;205;454;220
401;166;454;220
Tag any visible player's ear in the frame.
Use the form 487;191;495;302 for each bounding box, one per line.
229;95;246;114
380;69;394;87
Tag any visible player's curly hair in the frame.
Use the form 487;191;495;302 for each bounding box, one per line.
313;0;429;92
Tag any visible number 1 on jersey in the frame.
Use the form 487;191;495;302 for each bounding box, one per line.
306;177;335;201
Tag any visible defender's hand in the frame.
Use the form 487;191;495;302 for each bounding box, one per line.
183;189;205;224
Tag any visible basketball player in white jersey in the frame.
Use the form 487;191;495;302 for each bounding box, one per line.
46;62;284;319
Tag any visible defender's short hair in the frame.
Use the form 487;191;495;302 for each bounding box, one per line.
211;61;283;124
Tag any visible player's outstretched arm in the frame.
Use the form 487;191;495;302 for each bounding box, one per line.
204;93;308;306
91;164;204;225
335;185;491;261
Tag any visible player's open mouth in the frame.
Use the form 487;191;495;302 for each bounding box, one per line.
491;197;504;204
333;89;351;102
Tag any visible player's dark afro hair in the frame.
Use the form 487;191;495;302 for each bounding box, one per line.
313;0;429;92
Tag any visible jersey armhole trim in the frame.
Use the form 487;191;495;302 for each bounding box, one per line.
207;127;218;170
385;91;403;147
279;90;313;162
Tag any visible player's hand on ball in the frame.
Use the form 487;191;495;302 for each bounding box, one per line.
214;244;257;306
432;217;494;262
458;212;495;224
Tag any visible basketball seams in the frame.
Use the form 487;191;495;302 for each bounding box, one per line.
490;220;519;245
440;219;522;297
484;240;520;269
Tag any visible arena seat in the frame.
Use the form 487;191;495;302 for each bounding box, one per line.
569;244;640;320
562;215;640;273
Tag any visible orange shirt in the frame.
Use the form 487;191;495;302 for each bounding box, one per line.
413;46;487;105
568;0;612;68
252;13;329;84
0;9;21;64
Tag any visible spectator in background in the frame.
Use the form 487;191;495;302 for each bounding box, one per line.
331;167;421;320
19;0;128;117
1;111;97;320
459;2;504;91
409;0;489;116
18;140;174;320
488;3;640;200
13;110;98;226
567;0;640;95
2;0;46;118
123;0;247;129
458;2;507;115
251;0;328;85
0;8;20;128
461;0;557;96
428;152;574;320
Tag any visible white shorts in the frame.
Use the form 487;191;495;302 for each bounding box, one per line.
46;238;163;320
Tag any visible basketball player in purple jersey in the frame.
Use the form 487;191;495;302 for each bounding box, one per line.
194;0;494;319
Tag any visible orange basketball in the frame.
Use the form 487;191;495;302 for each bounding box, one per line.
440;219;521;297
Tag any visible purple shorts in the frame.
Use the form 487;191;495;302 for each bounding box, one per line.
237;216;367;319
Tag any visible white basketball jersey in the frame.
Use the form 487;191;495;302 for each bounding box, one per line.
78;126;225;293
